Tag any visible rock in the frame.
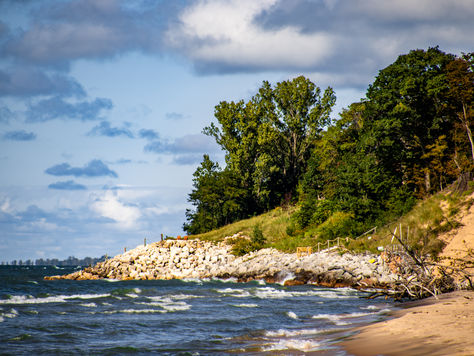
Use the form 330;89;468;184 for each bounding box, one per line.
44;238;400;289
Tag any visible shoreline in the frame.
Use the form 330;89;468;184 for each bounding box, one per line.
340;290;474;356
44;238;400;290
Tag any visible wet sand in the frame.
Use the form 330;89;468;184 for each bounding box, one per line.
341;290;474;356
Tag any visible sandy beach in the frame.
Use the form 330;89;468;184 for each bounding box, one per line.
342;290;474;356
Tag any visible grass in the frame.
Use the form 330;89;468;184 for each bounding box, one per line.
192;206;295;244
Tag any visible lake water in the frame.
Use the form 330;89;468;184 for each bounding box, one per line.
0;266;395;355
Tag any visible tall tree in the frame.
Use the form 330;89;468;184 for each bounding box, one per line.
365;47;455;195
204;76;335;209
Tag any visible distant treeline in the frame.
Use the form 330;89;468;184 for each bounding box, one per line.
2;255;107;266
184;47;473;240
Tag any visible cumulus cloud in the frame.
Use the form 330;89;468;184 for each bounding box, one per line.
48;180;87;190
45;159;118;178
161;0;474;87
26;96;113;122
2;130;36;141
1;0;172;67
90;190;141;229
87;121;134;138
166;0;334;72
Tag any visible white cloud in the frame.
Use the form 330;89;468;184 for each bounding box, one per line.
90;190;141;229
167;0;334;70
0;197;11;213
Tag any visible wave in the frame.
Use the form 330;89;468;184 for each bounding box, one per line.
102;309;166;314
231;303;258;308
261;338;324;352
287;311;298;319
264;328;334;337
79;303;97;308
0;293;110;305
0;308;19;322
139;297;191;312
216;288;251;298
312;312;373;326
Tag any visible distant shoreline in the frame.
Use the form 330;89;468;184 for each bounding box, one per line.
341;290;474;356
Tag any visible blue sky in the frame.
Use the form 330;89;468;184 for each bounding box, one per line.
1;0;473;262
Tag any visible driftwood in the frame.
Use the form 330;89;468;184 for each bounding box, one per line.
373;228;473;301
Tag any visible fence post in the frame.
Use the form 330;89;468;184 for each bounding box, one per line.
327;240;330;249
161;233;163;241
124;247;127;253
144;237;147;247
318;242;320;252
337;237;340;246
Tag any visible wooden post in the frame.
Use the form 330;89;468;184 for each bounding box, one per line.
124;247;127;253
161;233;163;241
144;237;147;247
318;242;320;252
327;240;330;249
337;237;340;246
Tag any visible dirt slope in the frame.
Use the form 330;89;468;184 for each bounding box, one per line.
439;194;474;280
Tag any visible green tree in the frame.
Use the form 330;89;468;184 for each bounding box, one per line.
183;155;246;234
365;47;456;196
204;76;335;210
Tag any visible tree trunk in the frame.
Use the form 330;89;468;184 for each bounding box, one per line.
425;169;431;193
461;103;474;163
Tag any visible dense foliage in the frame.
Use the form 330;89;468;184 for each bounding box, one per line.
184;47;473;239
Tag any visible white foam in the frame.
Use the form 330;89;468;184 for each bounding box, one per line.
0;293;109;305
275;271;296;285
232;303;258;308
80;303;97;308
312;312;372;326
140;297;191;312
312;314;350;326
104;309;166;314
251;287;356;300
212;277;238;283
262;339;322;352
182;278;204;284
216;288;251;298
253;287;290;299
265;328;332;337
362;305;379;310
287;311;298;319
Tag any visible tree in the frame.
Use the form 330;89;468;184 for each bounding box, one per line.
204;76;335;209
183;155;247;234
446;54;474;164
365;47;456;196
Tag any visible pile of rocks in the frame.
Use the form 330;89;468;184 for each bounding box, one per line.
45;238;400;288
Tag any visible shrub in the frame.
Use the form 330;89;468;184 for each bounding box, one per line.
315;211;355;240
231;224;267;256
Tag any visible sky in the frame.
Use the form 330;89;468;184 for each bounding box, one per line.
0;0;473;262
